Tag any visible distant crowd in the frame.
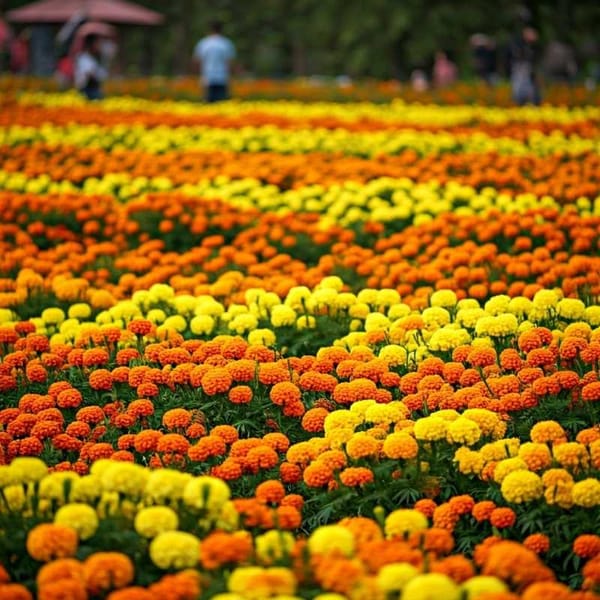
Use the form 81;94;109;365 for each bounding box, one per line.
1;13;599;106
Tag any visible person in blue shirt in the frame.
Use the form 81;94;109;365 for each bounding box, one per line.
193;21;236;103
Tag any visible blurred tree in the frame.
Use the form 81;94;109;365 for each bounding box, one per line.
3;0;599;78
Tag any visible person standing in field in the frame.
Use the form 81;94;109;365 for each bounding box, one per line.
74;34;108;100
193;21;236;103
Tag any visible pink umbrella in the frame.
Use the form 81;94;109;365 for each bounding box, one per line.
7;0;163;26
70;21;116;55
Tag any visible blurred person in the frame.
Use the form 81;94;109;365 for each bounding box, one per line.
0;18;11;72
542;40;577;84
470;34;498;84
410;69;429;92
193;20;236;102
432;50;457;88
9;29;30;74
74;34;108;100
508;26;541;105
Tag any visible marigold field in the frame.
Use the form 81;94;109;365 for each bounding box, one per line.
0;88;600;600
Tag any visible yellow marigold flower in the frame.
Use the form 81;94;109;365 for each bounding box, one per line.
54;503;99;540
248;328;276;346
454;447;484;475
148;283;175;303
146;308;167;324
507;296;533;318
428;325;471;351
9;457;48;483
571;479;600;508
376;289;401;307
162;314;188;333
39;472;80;504
584;306;600;327
493;457;529;484
557;298;586;321
480;438;520;462
422;306;451;329
324;410;360;433
462;409;499;436
384;509;428;539
135;506;179;538
532;289;560;309
313;595;347;600
41;307;66;325
296;315;316;330
68;302;91;320
318;276;344;292
144;469;192;504
364;404;404;427
376;562;419;593
333;292;357;310
190;314;215;335
228;313;258;334
530;421;566;444
364;312;391;332
553;442;590;472
357;288;378;305
378;344;408;366
149;531;201;569
70;475;102;503
308;525;355;557
270;305;297;327
101;462;148;498
518;443;552;471
183;476;231;514
228;566;297;598
446;417;481;446
402;573;460;600
413;416;448;442
348;302;370;319
501;470;543;504
0;465;19;488
2;484;26;511
383;432;419;460
255;530;295;564
484;295;511;315
456;308;487;329
461;575;508;599
430;289;457;309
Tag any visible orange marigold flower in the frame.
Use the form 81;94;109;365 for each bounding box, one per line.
301;407;329;433
262;432;290;452
156;433;190;455
432;503;460;531
258;362;290;385
38;578;87;600
245;445;279;472
201;367;233;395
228;385;253;404
521;581;572;600
256;480;286;505
275;504;302;529
83;552;134;595
430;555;474;582
88;443;114;461
280;462;302;484
162;408;192;430
339;466;374;487
582;382;600;403
88;369;113;391
489;507;516;529
574;535;600;559
210;425;239;444
211;457;243;481
467;347;497;368
303;462;333;487
26;524;78;562
448;494;475;516
127;399;154;418
0;584;33;600
106;586;155;600
200;531;253;570
530;420;567;445
414;498;437;518
127;319;153;336
75;406;104;425
523;533;551;554
57;389;83;409
133;430;162;453
148;569;201;600
270;381;301;406
36;558;84;587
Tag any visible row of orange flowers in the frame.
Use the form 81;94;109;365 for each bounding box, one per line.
2;144;599;199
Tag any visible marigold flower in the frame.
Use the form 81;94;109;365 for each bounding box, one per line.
385;509;428;539
135;506;179;538
54;503;99;540
83;552;134;595
489;507;516;529
572;478;600;507
309;525;355;557
26;523;78;562
200;530;253;569
523;533;550;554
402;573;460;600
303;461;334;488
573;534;600;558
255;479;286;505
340;466;374;487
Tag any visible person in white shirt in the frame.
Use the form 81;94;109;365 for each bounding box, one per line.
74;34;108;100
193;21;236;102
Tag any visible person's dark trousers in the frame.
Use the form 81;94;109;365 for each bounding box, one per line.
206;83;229;103
81;82;104;100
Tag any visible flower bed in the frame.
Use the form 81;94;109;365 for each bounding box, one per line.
0;91;599;600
